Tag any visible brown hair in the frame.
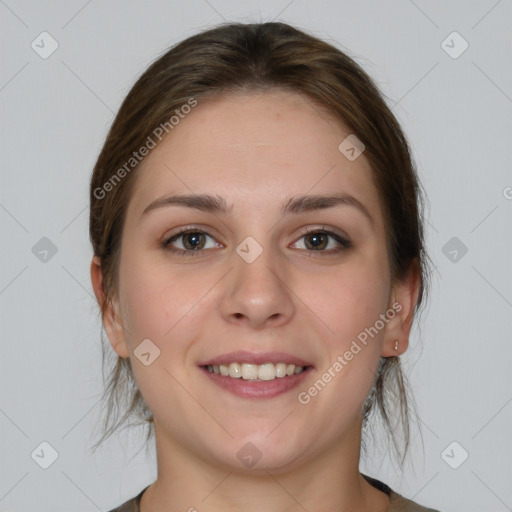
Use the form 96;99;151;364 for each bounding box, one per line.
89;21;431;467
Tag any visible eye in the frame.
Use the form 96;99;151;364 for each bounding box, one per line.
161;225;351;257
162;228;221;256
291;226;351;254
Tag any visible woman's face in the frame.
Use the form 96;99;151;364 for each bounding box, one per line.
97;90;416;472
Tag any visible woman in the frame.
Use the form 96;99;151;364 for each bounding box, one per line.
89;21;440;512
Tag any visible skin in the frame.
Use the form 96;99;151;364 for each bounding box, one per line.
91;90;420;512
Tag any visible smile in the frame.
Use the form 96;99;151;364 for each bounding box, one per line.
205;362;307;381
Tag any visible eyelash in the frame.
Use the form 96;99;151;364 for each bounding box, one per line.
161;226;352;258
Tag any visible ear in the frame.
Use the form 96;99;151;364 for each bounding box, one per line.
381;259;421;357
90;255;130;358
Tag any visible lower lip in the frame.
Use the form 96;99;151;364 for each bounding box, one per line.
200;366;313;399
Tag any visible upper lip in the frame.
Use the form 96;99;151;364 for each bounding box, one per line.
199;351;313;367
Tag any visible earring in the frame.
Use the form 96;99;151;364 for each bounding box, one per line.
394;340;399;351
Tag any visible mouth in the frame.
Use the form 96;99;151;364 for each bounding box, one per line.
203;362;309;381
198;351;314;399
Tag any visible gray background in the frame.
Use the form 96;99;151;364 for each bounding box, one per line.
1;1;511;511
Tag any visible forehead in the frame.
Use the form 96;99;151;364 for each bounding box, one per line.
126;90;383;224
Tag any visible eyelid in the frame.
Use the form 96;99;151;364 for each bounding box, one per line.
295;224;349;241
162;224;223;244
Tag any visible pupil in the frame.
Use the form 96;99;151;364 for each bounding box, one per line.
308;233;326;250
184;233;204;250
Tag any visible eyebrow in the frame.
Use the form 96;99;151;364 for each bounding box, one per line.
141;192;374;226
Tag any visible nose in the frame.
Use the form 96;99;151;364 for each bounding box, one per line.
220;245;296;330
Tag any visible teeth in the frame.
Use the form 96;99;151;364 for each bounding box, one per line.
206;362;307;380
258;363;275;381
241;363;258;380
275;363;287;377
229;362;242;378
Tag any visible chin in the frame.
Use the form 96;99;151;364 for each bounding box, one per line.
216;431;308;474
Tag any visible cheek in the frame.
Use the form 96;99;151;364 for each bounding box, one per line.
119;251;215;352
295;263;388;429
304;258;390;347
117;255;209;407
119;261;169;344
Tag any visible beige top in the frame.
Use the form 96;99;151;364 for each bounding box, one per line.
107;474;441;512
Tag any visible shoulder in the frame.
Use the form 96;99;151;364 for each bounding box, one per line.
105;499;136;512
105;485;148;512
361;473;441;512
387;490;442;512
106;480;443;512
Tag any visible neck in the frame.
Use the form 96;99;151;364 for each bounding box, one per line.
140;420;390;512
